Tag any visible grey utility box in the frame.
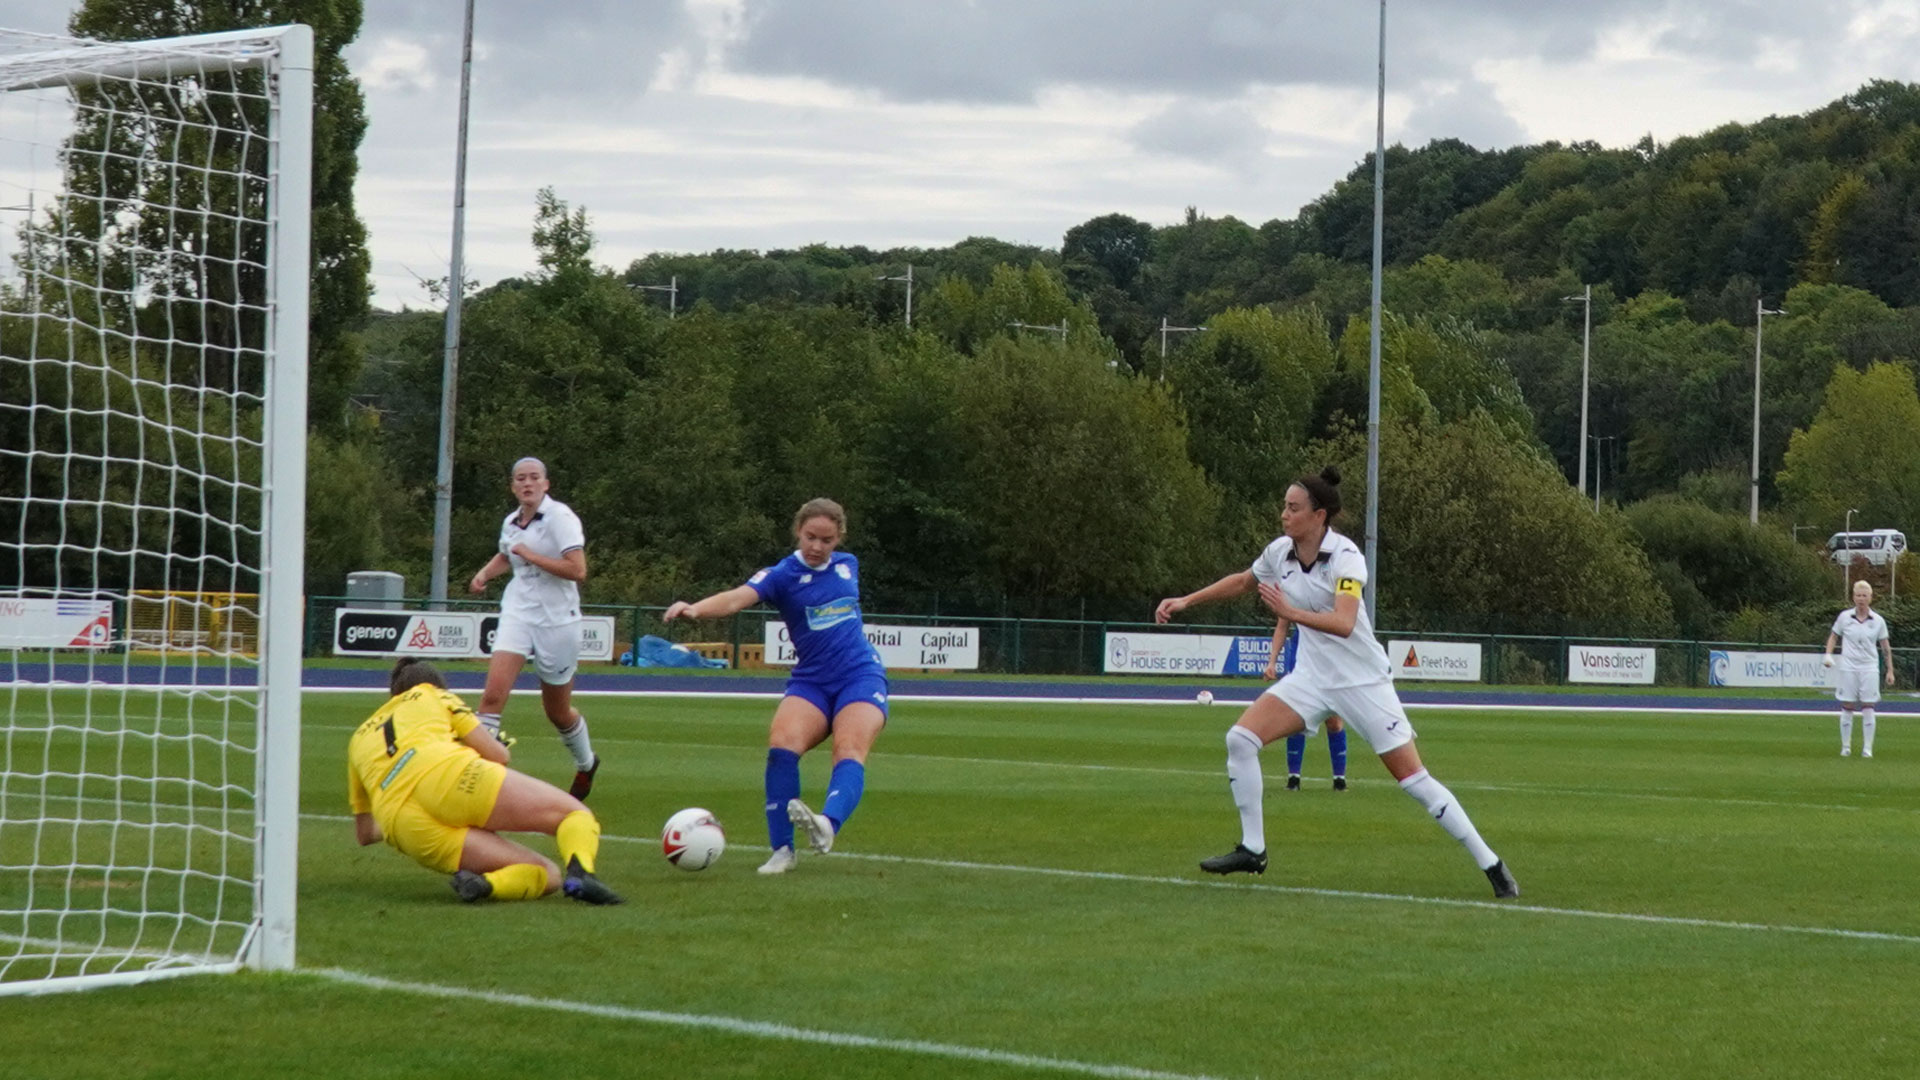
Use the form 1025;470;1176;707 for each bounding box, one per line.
346;571;406;610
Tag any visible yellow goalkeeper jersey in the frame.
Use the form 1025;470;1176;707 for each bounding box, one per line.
346;685;482;820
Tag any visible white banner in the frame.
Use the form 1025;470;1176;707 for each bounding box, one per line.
0;597;113;649
1102;632;1273;677
1568;645;1657;685
335;609;616;662
1386;639;1482;682
1709;650;1834;689
763;623;979;670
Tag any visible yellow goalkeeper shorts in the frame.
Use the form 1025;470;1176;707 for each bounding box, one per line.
380;751;507;873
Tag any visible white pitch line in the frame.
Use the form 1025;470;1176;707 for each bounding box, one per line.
288;808;1920;947
310;968;1230;1080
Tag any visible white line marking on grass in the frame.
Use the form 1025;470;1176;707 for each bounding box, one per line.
288;807;1920;945
310;968;1230;1080
815;851;1920;946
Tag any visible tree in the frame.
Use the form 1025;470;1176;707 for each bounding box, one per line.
66;0;372;431
1778;362;1920;533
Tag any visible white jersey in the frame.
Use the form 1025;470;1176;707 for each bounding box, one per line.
1830;607;1889;671
1250;529;1391;689
498;494;585;627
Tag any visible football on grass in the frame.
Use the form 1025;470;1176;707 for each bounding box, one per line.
662;807;726;871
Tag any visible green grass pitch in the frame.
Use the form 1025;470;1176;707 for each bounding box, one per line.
4;689;1919;1079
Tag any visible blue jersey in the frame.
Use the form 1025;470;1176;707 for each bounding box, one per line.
747;551;882;680
1280;628;1299;675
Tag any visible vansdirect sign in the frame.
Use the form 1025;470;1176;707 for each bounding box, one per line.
762;623;979;669
335;609;616;662
1709;650;1833;689
1568;645;1657;685
0;597;113;649
1387;640;1482;682
1102;632;1273;677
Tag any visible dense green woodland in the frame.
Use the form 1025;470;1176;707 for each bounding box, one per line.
7;2;1920;644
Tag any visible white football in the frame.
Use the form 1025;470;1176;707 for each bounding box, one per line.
1196;690;1214;705
662;807;726;871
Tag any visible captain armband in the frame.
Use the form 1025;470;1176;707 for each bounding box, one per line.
1335;578;1364;598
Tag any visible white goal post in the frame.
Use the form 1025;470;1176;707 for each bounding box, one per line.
0;24;309;993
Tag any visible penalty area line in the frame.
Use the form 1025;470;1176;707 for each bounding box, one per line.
308;968;1230;1080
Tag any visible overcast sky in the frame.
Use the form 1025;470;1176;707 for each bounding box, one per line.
9;1;1920;308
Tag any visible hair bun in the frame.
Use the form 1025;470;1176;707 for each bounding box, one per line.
1319;466;1342;487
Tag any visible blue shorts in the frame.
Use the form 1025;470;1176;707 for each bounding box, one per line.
785;667;890;726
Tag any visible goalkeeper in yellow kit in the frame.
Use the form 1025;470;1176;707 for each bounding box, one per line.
348;659;622;904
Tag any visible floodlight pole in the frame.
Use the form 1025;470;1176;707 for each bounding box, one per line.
429;0;477;608
630;275;678;317
1750;300;1785;525
1363;0;1386;623
1845;507;1859;596
1564;285;1592;501
1158;316;1206;381
877;264;913;326
1009;320;1068;343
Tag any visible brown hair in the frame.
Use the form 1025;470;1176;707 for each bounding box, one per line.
389;658;447;697
792;497;847;536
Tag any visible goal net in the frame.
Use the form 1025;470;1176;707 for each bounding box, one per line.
0;25;310;994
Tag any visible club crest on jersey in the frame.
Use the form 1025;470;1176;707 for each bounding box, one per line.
800;574;813;583
835;563;852;580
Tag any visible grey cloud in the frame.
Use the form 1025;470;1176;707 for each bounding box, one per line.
1403;78;1527;150
1128;100;1275;175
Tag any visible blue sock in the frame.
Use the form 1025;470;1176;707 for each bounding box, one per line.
765;748;801;850
821;758;865;832
1285;733;1306;775
1328;726;1348;777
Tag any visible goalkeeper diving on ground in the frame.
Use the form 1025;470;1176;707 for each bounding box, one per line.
346;659;622;904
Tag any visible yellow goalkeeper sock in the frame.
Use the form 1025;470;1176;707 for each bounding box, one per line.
482;863;548;901
556;809;601;875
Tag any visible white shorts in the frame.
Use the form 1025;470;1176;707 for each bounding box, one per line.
1833;666;1881;705
491;616;580;685
1267;673;1416;754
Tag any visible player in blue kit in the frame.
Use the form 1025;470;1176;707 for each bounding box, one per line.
1265;625;1348;791
663;498;887;875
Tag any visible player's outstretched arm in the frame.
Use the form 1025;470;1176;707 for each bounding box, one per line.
461;726;513;765
664;584;762;623
512;545;586;583
1156;570;1255;624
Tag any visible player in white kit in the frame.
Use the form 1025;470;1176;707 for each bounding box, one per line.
469;458;600;799
1823;579;1893;758
1155;467;1518;898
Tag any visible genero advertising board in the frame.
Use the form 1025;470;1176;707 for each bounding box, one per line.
1568;645;1657;685
762;622;980;669
334;609;615;662
0;597;113;649
1709;650;1834;689
1102;632;1273;677
1386;639;1482;682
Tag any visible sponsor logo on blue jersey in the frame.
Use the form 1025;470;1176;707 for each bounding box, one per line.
806;599;858;631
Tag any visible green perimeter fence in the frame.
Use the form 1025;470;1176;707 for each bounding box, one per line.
303;596;1920;690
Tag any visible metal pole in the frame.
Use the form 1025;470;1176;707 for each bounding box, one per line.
904;264;913;327
1363;0;1386;622
1595;437;1602;513
429;0;477;607
1750;298;1763;525
1578;284;1590;499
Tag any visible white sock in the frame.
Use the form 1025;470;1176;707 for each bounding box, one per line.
1400;769;1498;870
558;716;595;769
478;712;502;734
1840;710;1854;752
1863;709;1876;755
1225;726;1266;854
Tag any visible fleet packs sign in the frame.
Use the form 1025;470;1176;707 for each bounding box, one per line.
0;597;113;649
1708;650;1834;689
763;623;979;669
1102;633;1273;677
1568;645;1657;685
334;609;615;662
1386;640;1482;682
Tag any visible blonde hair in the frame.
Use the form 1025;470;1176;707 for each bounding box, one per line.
793;497;847;536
